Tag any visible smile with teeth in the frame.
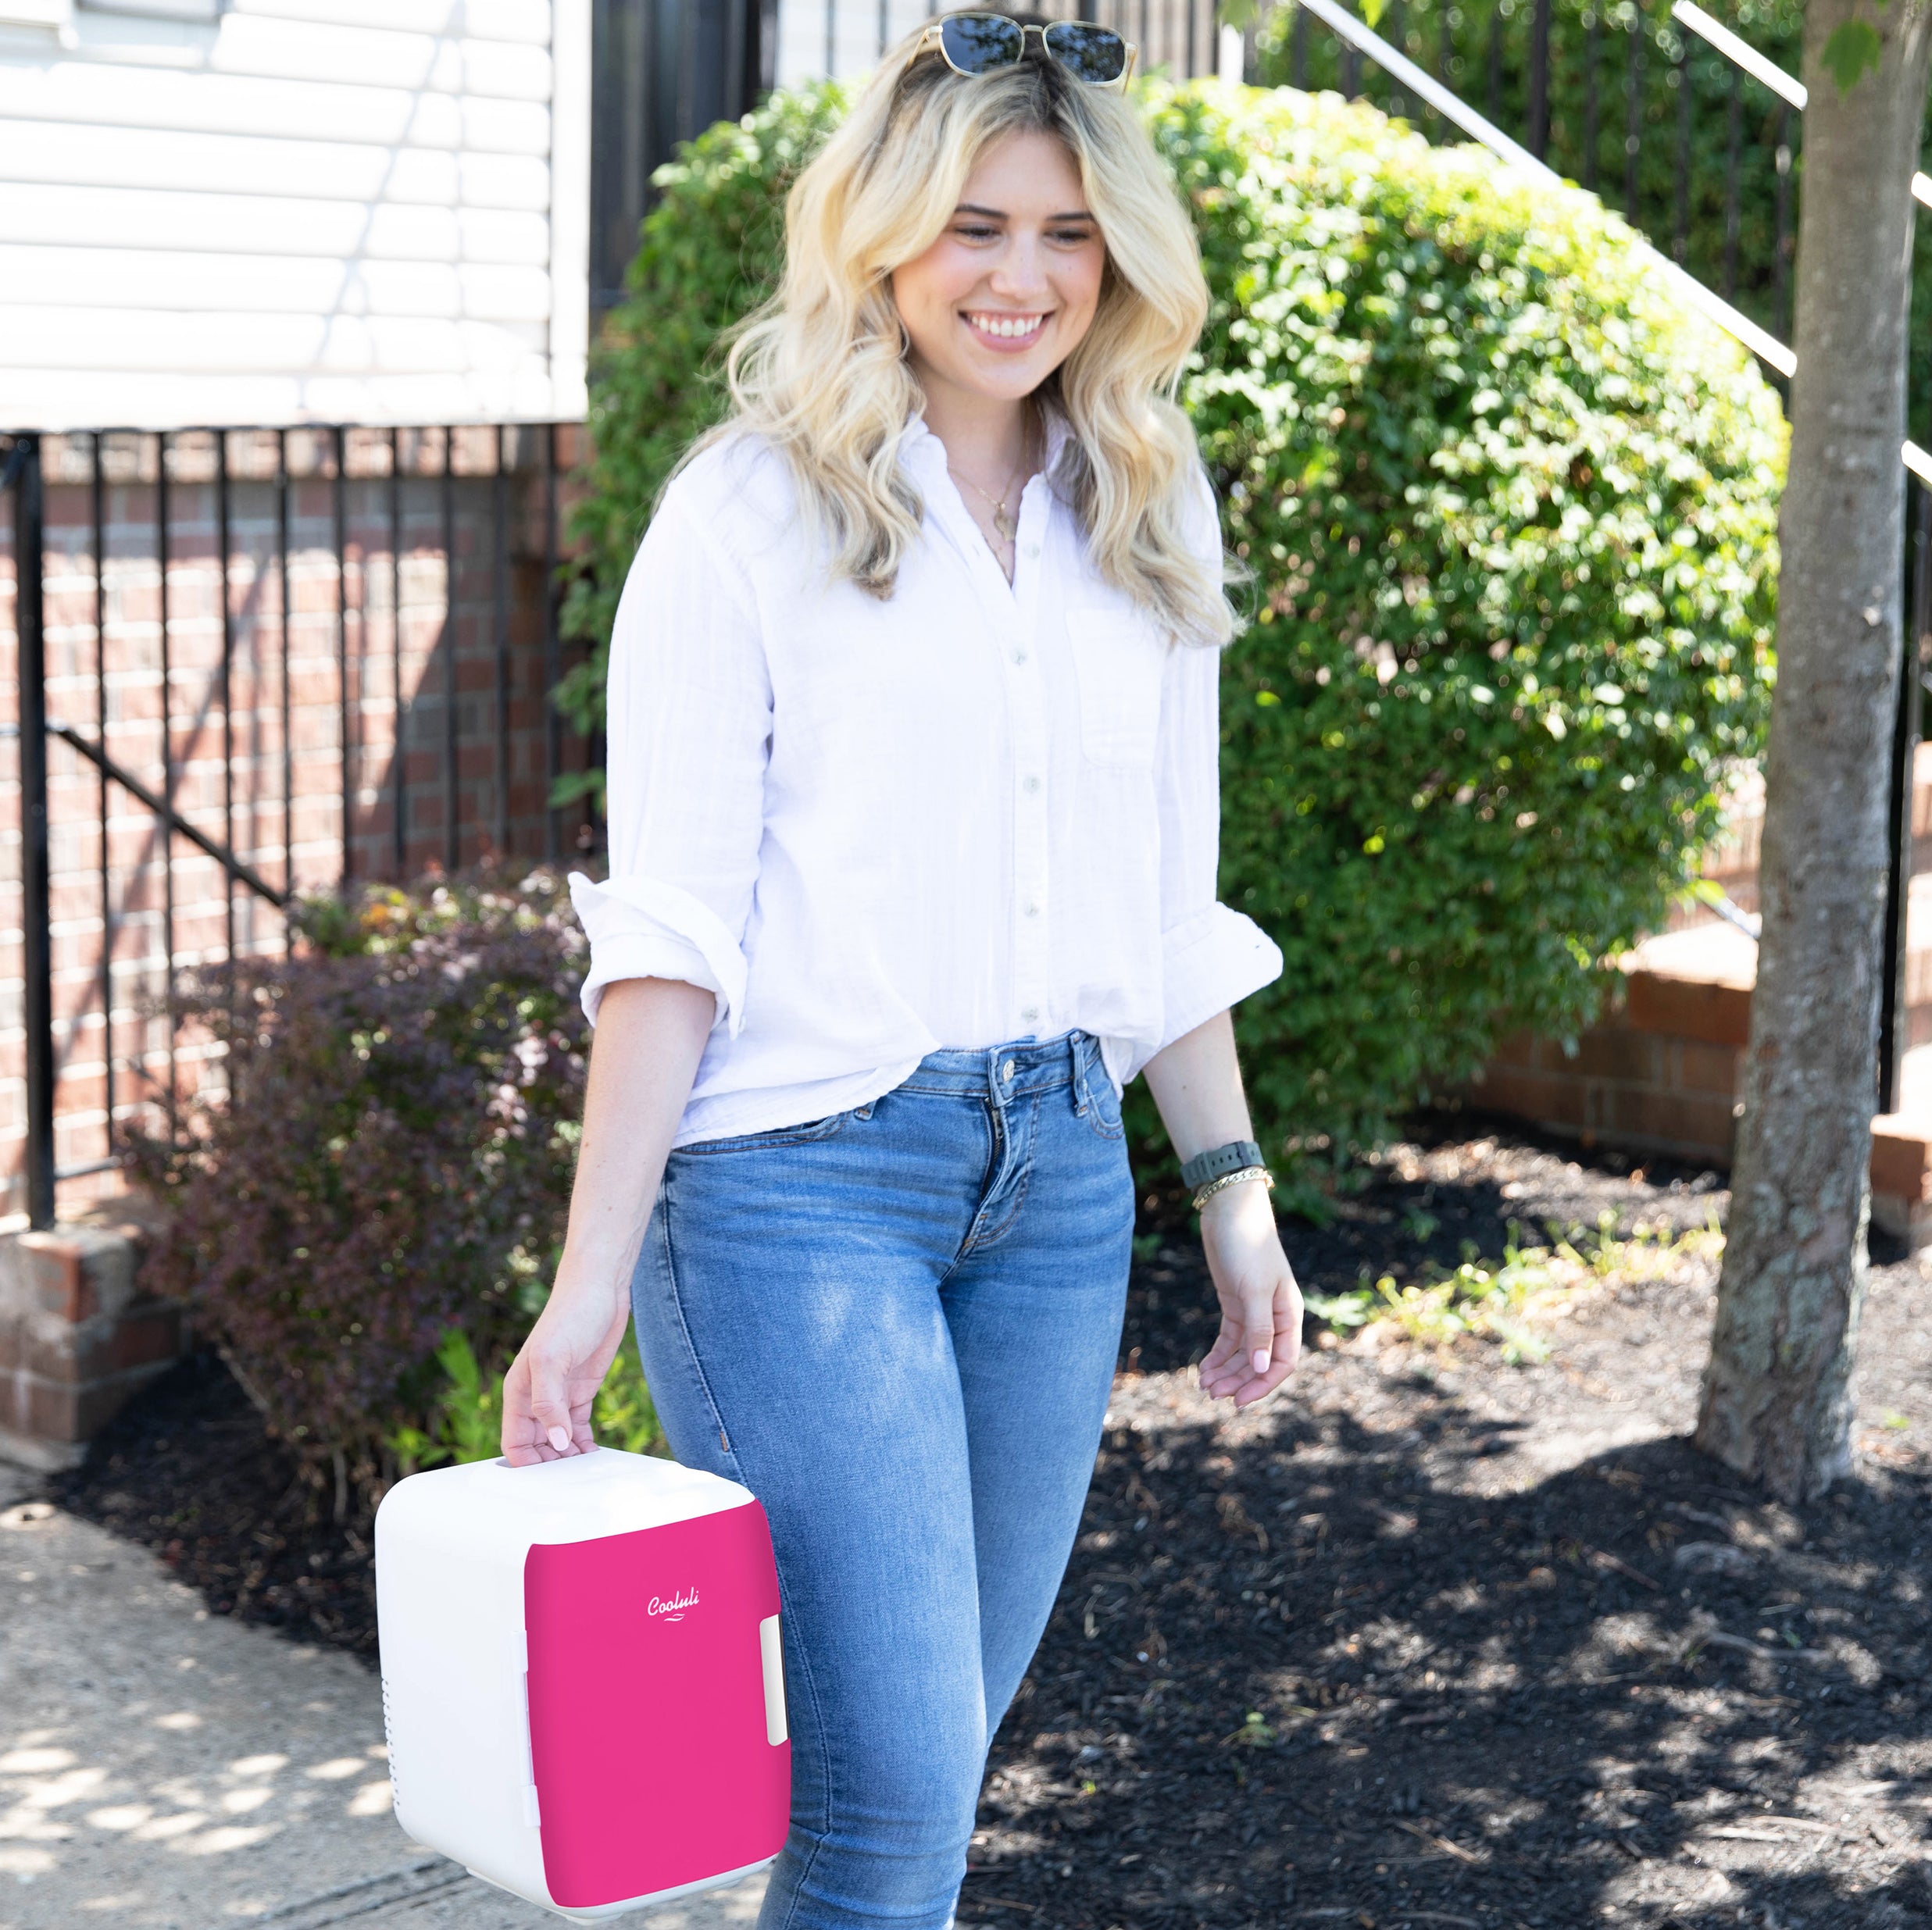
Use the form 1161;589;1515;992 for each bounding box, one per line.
966;311;1046;341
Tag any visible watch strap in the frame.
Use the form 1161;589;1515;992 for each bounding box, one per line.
1178;1139;1265;1191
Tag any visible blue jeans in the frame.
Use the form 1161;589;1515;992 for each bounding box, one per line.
630;1029;1135;1929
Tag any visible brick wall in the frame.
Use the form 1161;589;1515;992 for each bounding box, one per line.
1;424;595;1226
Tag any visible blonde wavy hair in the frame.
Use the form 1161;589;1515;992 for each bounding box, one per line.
679;18;1233;646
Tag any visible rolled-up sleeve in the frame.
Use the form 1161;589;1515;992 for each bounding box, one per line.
1148;471;1284;1058
567;483;772;1031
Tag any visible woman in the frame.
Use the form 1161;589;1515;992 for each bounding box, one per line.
502;14;1302;1927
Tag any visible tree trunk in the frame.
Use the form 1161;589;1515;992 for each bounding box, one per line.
1697;0;1932;1503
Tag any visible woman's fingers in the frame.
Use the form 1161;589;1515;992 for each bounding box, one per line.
528;1345;585;1456
502;1343;588;1464
1198;1275;1304;1407
499;1352;545;1467
1243;1290;1278;1378
499;1295;630;1465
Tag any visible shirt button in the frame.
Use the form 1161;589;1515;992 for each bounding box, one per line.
1012;650;1029;666
1023;543;1040;560
1024;901;1041;918
1020;1006;1040;1022
1023;775;1041;794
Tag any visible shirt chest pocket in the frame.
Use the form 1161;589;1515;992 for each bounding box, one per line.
1066;608;1168;770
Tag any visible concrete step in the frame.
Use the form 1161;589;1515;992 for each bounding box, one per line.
1644;875;1932;1046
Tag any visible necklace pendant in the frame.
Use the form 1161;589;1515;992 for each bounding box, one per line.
994;507;1016;544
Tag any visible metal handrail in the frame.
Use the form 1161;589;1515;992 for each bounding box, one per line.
1287;0;1932;492
48;722;289;910
1672;0;1932;213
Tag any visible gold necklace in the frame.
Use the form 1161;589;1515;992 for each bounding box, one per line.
949;438;1030;545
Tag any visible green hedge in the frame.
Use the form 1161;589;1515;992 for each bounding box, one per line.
1170;80;1781;1154
552;84;849;776
562;78;1784;1163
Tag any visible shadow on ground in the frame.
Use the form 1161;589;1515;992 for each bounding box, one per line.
969;1247;1932;1930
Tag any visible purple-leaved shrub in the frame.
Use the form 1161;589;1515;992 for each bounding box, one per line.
124;872;590;1492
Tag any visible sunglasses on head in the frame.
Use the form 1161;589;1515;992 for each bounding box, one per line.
916;12;1138;91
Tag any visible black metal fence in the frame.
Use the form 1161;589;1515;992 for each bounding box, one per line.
1259;0;1932;444
1271;0;1809;316
593;1;776;312
1268;0;1932;1108
2;424;590;1230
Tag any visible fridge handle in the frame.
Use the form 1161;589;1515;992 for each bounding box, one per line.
759;1615;787;1746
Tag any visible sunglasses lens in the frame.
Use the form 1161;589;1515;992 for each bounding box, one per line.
1042;22;1129;83
939;14;1025;74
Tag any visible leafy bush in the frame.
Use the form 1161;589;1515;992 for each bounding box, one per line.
564;77;1784;1161
1167;81;1783;1152
126;874;593;1488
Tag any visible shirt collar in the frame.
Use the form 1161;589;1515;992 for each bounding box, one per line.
902;404;1074;487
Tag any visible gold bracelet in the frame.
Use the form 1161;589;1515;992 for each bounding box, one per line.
1191;1165;1275;1211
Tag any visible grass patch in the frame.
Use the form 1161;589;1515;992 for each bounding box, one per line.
1302;1209;1724;1365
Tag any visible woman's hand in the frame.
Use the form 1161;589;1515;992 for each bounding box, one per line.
1195;1179;1303;1407
501;1286;630;1464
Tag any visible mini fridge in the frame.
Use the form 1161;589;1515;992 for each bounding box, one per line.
376;1447;791;1920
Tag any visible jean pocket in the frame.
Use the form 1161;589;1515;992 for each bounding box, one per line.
678;1109;854;1154
1079;1072;1126;1142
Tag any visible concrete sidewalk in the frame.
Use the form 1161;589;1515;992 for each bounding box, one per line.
0;1466;766;1930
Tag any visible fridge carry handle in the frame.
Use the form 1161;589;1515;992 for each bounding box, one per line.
759;1616;787;1746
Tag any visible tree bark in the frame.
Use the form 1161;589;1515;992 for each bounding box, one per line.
1697;0;1932;1502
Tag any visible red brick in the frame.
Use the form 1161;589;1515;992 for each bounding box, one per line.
24;1376;83;1443
1870;1115;1932;1202
1626;970;1753;1047
1672;1038;1745;1097
1477;1065;1588;1130
109;1302;184;1374
1569;1025;1663;1083
1598;1085;1737;1161
21;1233;92;1322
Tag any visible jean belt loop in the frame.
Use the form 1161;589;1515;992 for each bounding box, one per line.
985;1044;1008;1115
1069;1028;1091;1115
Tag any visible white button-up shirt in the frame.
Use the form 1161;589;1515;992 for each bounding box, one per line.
568;411;1282;1149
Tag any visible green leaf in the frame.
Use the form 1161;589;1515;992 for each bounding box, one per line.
548;766;607;812
1820;20;1884;94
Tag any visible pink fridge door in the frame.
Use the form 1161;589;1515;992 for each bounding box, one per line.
524;1502;791;1909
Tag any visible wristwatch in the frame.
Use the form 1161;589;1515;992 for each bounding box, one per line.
1179;1140;1266;1192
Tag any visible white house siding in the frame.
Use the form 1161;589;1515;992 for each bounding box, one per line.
0;0;590;430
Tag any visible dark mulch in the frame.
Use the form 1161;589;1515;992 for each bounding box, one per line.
965;1122;1932;1930
40;1114;1932;1928
43;1349;384;1656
